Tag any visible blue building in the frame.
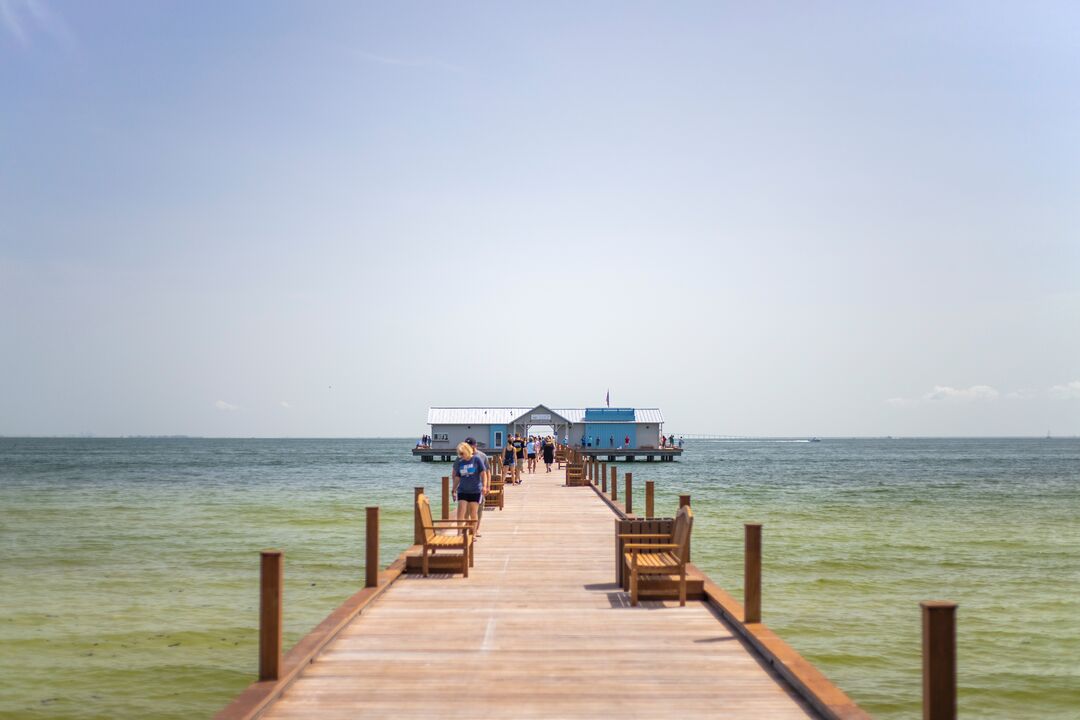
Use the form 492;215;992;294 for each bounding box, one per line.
425;404;665;452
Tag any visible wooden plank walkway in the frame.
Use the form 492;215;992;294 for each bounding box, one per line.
259;465;819;719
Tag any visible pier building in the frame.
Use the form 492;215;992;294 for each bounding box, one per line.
415;404;680;461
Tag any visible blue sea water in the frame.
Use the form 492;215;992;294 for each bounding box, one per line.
0;437;1077;719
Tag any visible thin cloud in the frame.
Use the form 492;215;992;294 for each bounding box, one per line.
0;0;28;44
279;401;292;409
215;400;239;412
887;384;1000;406
924;385;1000;402
0;0;74;48
1050;380;1080;400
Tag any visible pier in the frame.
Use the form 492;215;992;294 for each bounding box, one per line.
218;454;957;720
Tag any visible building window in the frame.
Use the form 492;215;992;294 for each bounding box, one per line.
494;431;503;448
433;433;448;442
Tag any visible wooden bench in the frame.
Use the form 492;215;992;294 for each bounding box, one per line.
416;493;475;577
565;461;588;487
484;475;504;510
616;506;696;605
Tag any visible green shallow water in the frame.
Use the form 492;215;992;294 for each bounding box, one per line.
1;437;1078;719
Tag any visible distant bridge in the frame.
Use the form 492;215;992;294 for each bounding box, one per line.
670;433;753;440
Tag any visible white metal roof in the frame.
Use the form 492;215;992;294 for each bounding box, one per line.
427;408;532;425
632;408;665;424
427;407;664;425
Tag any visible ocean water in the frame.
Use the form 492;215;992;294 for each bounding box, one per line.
0;437;1077;719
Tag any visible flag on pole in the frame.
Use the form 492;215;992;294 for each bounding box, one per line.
606;389;610;407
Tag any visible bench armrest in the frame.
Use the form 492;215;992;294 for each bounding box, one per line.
624;543;680;551
617;533;671;540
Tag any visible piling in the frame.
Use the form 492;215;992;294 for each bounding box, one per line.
744;524;762;623
259;550;283;681
645;480;655;517
413;487;424;545
365;507;379;588
625;472;632;514
921;601;958;720
441;477;450;520
680;494;691;560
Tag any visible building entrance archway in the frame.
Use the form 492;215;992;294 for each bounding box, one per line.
526;424;554;438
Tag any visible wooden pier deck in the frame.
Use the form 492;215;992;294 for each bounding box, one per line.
223;462;869;720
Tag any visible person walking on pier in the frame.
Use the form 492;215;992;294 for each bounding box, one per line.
451;441;488;538
526;436;537;473
502;440;516;487
465;437;488;534
542;436;555;472
512;434;526;484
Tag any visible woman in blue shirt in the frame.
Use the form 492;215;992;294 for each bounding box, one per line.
452;441;489;537
526;437;537;474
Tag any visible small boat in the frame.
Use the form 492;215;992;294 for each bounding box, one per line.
809;437;821;443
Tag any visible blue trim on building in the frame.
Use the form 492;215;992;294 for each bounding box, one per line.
582;423;637;449
489;424;506;449
584;407;635;422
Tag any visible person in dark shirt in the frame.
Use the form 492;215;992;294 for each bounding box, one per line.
512;435;526;484
465;437;488;533
502;440;516;487
542;436;555;472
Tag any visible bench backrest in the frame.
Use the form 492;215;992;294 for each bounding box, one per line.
416;493;437;543
672;505;694;563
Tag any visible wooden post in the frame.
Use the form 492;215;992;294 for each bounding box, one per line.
645;480;655;517
441;476;450;520
744;523;762;623
611;465;617;500
259;549;283;681
624;472;632;514
365;507;379;588
922;601;958;720
413;486;424;545
602;464;607;493
680;494;691;560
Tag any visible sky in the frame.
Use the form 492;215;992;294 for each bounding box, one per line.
1;0;1078;437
